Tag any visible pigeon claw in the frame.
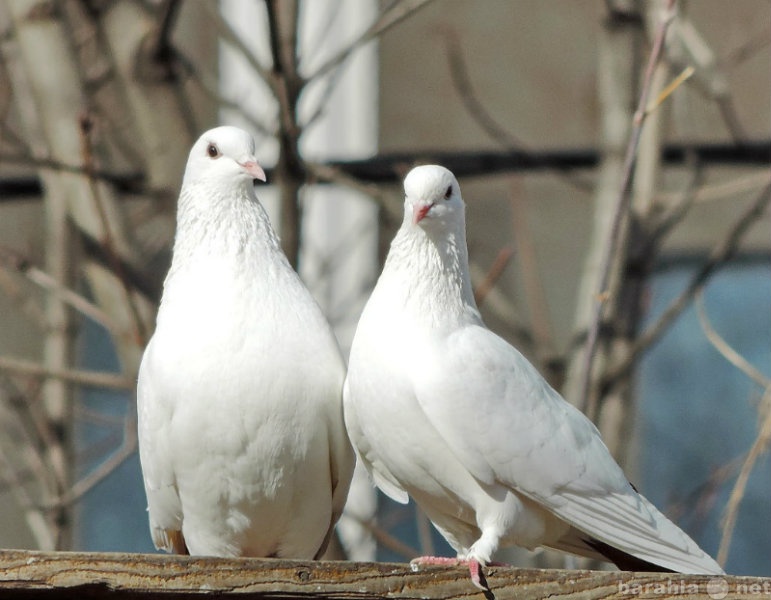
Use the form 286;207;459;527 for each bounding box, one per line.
468;558;489;591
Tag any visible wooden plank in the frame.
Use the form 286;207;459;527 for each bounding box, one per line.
0;549;767;599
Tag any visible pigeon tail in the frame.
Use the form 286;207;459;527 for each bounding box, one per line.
584;537;676;573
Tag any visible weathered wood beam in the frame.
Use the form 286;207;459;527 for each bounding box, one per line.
0;549;767;599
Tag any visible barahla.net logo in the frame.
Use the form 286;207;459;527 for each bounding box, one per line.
618;577;771;598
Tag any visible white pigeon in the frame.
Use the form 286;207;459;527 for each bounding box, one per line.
137;126;354;559
343;164;724;588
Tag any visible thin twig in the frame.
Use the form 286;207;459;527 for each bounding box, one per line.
300;59;348;130
715;96;747;143
579;0;677;409
643;159;703;254
0;356;135;391
349;514;420;560
79;113;148;347
147;0;182;63
473;245;514;307
306;162;402;224
719;24;771;71
46;415;137;508
508;180;556;356
604;180;771;387
654;171;771;207
305;0;435;82
0;442;55;550
0;380;64;509
717;386;771;566
695;290;770;389
415;508;435;557
468;261;535;354
0;153;142;188
443;29;592;193
201;1;271;83
0;244;120;335
0;268;46;328
664;454;744;526
644;66;694;116
177;54;274;138
670;12;750;142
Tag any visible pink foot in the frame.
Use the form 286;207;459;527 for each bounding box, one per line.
410;555;464;568
468;558;487;591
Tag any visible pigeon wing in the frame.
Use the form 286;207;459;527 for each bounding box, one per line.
137;338;185;552
413;323;723;574
343;378;410;505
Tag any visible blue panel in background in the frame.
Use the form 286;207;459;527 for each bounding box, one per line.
74;316;155;554
637;261;771;576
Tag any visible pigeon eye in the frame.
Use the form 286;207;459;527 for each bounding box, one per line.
444;185;452;200
206;143;220;159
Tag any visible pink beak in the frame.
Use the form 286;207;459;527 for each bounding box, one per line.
241;160;267;182
413;202;433;224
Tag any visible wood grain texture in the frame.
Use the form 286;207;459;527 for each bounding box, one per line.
0;549;767;599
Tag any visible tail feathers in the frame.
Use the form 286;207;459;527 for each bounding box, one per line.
168;529;189;554
550;526;722;575
154;528;189;554
550;490;725;575
584;537;675;573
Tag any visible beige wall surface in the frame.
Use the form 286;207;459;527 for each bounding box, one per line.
378;0;770;350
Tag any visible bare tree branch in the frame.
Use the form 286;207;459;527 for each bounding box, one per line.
45;414;137;509
0;245;121;337
473;245;514;307
349;515;420;560
305;0;435;82
443;30;593;194
0;268;47;329
202;1;272;84
266;0;305;266
604;180;771;388
174;50;274;138
578;0;676;410
508;180;556;360
667;12;747;140
0;383;62;503
146;0;184;65
643;158;703;254
0;153;143;189
0;442;55;550
695;290;770;389
719;24;771;70
655;171;771;207
0;357;135;391
78;114;148;347
717;386;771;566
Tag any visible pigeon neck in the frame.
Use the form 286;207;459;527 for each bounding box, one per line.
169;181;283;273
385;223;480;324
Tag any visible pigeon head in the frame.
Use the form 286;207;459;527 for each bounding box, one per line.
403;165;464;230
182;126;266;188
